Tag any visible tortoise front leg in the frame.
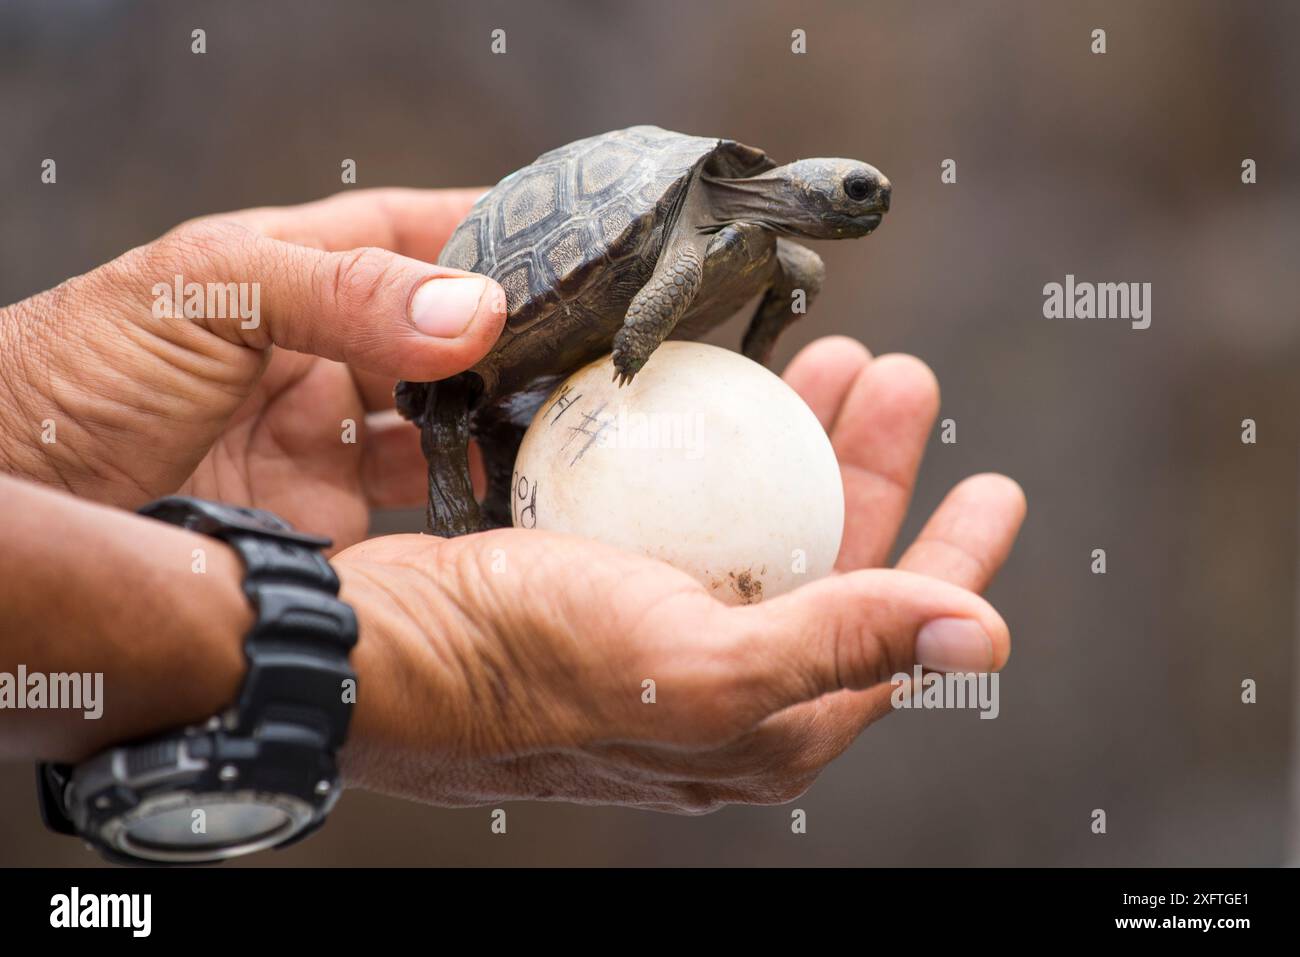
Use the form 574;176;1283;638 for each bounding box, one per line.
741;238;825;367
610;234;709;386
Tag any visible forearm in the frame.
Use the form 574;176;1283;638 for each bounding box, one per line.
0;474;251;761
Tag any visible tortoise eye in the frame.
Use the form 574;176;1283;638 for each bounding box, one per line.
844;175;873;202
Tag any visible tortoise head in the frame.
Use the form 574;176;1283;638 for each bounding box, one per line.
707;158;891;239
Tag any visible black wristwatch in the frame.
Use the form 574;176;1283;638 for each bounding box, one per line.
36;496;358;865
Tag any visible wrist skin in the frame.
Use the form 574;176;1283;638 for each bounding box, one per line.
0;475;251;761
0;474;457;798
0;477;393;765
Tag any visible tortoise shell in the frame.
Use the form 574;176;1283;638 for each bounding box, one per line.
438;125;774;397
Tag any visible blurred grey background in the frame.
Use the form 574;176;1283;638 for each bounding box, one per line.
1;0;1297;866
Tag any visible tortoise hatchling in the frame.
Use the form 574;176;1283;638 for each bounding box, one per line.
396;125;891;536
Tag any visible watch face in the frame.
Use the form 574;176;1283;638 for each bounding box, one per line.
102;790;315;863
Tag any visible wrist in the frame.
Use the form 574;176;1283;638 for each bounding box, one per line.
35;494;364;864
0;478;251;761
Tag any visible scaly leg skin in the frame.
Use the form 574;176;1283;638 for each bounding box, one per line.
419;373;482;537
741;238;825;367
477;421;526;529
610;243;706;386
473;383;555;529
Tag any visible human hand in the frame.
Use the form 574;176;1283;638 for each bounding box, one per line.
0;188;504;549
332;337;1026;811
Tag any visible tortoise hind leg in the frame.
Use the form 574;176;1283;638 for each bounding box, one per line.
473;380;559;529
417;373;483;537
741;238;825;366
476;414;528;530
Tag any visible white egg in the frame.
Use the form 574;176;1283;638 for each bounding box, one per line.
511;341;844;604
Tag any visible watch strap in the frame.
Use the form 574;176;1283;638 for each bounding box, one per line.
36;496;359;863
140;498;358;748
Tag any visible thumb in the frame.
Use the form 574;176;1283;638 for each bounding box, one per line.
730;569;1011;713
138;218;506;380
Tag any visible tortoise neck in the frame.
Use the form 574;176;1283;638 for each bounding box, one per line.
700;167;800;234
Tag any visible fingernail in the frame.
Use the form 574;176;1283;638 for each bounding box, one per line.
410;276;488;337
915;618;993;673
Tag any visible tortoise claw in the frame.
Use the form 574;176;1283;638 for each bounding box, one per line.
611;359;636;388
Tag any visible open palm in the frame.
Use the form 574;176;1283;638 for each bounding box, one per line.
333;336;1026;809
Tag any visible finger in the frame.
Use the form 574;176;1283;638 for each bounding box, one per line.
830;354;940;571
222;187;487;261
896;473;1027;591
729;568;1010;717
782;336;871;430
755;473;1027;750
235;187;488;407
234;187;488;408
140;218;506;381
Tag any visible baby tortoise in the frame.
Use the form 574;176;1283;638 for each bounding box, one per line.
397;125;891;536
